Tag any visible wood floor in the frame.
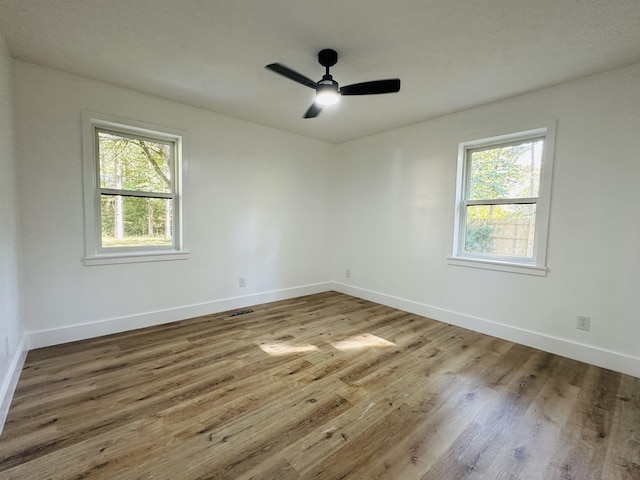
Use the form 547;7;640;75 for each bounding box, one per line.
0;292;638;479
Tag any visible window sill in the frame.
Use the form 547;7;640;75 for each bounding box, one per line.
83;250;190;266
447;256;548;277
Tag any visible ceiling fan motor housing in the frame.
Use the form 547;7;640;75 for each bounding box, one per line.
318;49;338;68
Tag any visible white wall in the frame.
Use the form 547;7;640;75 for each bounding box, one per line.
13;62;336;344
334;63;640;376
10;58;640;377
0;33;25;429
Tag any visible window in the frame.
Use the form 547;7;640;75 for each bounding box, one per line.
83;113;187;265
449;122;555;275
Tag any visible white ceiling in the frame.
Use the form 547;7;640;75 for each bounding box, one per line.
1;0;639;144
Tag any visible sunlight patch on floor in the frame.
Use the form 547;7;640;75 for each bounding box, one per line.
330;333;396;351
257;342;320;356
256;333;396;356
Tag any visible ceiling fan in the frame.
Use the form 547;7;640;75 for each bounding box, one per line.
265;49;401;119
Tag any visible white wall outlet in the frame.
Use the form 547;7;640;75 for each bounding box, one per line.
346;269;351;278
577;315;591;331
0;334;8;357
239;277;246;288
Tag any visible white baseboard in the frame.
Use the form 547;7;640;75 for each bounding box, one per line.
0;334;28;436
333;282;640;379
18;279;640;380
10;280;636;436
27;282;333;350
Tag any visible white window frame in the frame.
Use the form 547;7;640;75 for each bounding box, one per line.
448;120;556;276
82;112;189;266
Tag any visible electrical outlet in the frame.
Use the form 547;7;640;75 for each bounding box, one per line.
577;315;591;331
239;277;246;288
346;269;351;278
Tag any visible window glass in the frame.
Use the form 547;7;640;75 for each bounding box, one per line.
96;128;176;251
100;195;173;248
98;130;172;194
468;139;543;200
465;204;536;257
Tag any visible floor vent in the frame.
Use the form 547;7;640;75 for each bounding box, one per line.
229;309;254;317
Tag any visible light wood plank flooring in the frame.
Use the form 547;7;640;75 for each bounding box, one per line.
0;292;638;479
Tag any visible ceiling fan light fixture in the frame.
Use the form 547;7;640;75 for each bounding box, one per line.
315;83;340;106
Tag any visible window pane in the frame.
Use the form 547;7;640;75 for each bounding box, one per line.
98;130;172;193
465;204;536;258
468;139;543;200
101;195;173;248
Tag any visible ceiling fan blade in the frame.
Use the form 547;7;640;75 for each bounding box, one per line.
303;103;322;118
340;79;401;96
265;63;318;89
